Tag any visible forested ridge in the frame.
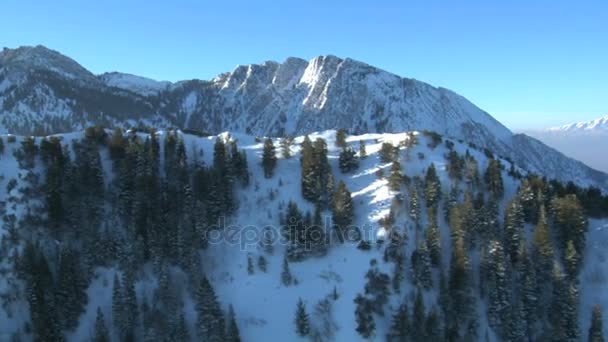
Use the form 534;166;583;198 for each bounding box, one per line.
0;128;606;341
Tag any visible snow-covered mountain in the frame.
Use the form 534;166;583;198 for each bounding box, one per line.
1;45;607;191
1;129;606;341
99;72;171;97
546;115;608;134
526;116;608;174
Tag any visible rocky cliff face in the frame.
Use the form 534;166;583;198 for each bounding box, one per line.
1;45;606;190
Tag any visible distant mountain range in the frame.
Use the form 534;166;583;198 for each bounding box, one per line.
546;115;608;134
1;45;607;191
526;116;608;173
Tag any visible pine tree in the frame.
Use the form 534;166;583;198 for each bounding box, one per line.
447;236;476;338
485;159;504;199
94;307;110;342
122;274;139;340
414;241;433;289
176;312;189;341
486;240;510;334
300;135;316;201
550;265;580;341
213;138;227;172
339;147;359;173
354;294;375;339
301;136;335;208
55;248;88;330
521;246;539;337
195;277;226;342
280;136;293;159
112;274;124;336
424;307;442;342
392;253;405;294
588;305;605;342
505;298;526;342
389;161;403;191
335;129;348;148
426;206;441;267
226;305;242;342
504;198;524;265
25;248;64;342
333;181;354;239
533;205;554;285
295;298;311;336
446;150;464;181
313;138;335;208
262;138;278;178
552;194;588;273
281;256;293;286
283;201;308;261
387;302;410;341
379;142;397;163
412;290;426;341
409;180;422;229
425;163;441;208
364;260;391;316
565;239;582;277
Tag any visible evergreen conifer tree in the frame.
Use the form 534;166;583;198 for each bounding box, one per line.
389;161;403;191
412;290;426;341
281;256;293;286
94;307;110;342
295;298;311;336
484;159;504;199
504;198;524;265
426;206;441;267
332;181;354;239
339;147;359;173
226;305;242;342
262;138;277;178
195;277;226;342
354;294;375;339
387;302;410;341
280;136;293;159
425;164;441;208
335;129;348;149
588;305;605;342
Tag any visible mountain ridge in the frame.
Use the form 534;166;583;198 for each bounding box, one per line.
0;45;607;191
546;115;608;133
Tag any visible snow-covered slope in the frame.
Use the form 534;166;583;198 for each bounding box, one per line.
0;129;606;341
99;72;171;96
1;46;607;192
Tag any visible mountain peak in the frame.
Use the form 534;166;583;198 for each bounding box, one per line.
547;115;608;133
98;72;171;96
0;44;94;80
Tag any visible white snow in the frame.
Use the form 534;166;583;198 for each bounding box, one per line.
0;129;606;341
99;72;171;96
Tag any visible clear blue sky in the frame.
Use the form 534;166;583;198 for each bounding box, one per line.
1;0;606;130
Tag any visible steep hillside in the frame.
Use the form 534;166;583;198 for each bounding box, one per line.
1;46;606;192
0;129;606;341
